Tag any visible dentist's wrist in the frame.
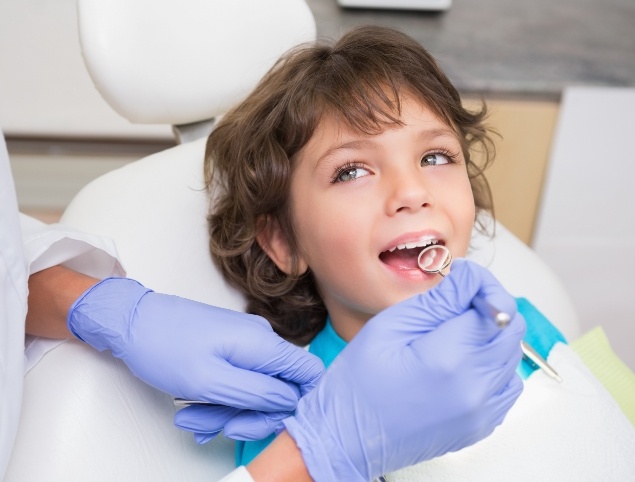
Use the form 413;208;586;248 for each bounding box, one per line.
282;415;366;482
66;277;152;355
26;265;98;339
247;430;313;482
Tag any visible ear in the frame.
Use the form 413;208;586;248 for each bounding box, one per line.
256;215;308;276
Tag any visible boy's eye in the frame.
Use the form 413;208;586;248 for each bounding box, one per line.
333;165;370;183
420;152;451;167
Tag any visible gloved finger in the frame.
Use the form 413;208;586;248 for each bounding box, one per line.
479;342;525;399
427;258;507;319
403;311;482;378
174;404;242;435
175;404;292;442
457;373;524;451
454;260;519;322
486;373;524;429
430;259;519;339
460;324;524;401
358;260;507;347
417;302;524;363
407;310;522;399
231;334;325;397
475;312;526;366
462;311;525;365
194;432;220;445
408;308;502;359
352;292;457;351
223;410;293;441
193;363;304;411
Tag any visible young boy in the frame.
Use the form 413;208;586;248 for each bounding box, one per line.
205;25;496;346
204;25;634;479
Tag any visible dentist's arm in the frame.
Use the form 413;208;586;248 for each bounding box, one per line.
27;265;324;421
246;432;312;482
27;266;313;482
26;266;95;339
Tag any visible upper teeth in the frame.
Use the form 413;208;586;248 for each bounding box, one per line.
387;238;439;252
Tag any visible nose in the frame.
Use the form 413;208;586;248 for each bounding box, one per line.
384;166;432;215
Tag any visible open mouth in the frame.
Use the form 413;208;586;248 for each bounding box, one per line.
379;238;444;270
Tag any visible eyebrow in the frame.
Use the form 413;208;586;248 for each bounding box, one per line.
419;127;458;142
317;139;374;166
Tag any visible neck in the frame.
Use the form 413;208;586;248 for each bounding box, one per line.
328;311;371;342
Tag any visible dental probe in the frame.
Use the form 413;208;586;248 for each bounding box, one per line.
520;340;563;383
471;295;511;328
472;298;562;383
173;399;217;407
417;244;562;383
471;296;561;382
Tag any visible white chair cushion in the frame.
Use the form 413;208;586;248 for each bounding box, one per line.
78;0;316;125
61;138;246;311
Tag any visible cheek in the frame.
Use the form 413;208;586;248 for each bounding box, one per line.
293;199;356;259
458;171;477;216
452;175;477;254
289;188;331;263
290;187;364;273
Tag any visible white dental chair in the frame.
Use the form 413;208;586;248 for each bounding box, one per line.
5;1;580;480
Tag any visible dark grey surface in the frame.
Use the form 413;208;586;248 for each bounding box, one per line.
306;0;635;99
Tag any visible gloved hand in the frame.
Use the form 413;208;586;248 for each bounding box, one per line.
67;277;324;441
282;259;526;482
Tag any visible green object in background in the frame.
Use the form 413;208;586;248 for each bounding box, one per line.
571;326;635;427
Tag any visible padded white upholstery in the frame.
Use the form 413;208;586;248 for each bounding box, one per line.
6;337;236;481
61;138;247;312
78;0;316;125
6;0;580;479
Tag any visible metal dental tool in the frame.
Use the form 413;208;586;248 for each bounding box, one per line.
417;244;562;383
173;399;218;407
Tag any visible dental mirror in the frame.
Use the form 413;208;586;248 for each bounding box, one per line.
417;244;452;276
417;244;510;326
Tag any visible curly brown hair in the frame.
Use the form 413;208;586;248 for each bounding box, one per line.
205;25;495;345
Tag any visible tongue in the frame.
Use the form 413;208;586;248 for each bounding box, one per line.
379;248;421;270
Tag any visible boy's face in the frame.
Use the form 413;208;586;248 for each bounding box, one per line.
264;97;475;341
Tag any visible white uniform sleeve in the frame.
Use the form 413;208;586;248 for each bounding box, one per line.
218;466;256;482
1;129;27;479
20;214;128;372
19;211;127;370
20;214;125;279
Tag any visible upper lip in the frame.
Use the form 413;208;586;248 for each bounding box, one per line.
380;232;445;253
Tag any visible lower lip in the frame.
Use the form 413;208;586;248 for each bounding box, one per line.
381;262;437;281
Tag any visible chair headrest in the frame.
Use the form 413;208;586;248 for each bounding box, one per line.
78;0;316;125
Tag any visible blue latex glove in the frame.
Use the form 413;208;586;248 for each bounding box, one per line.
67;277;324;439
282;259;526;481
175;404;293;444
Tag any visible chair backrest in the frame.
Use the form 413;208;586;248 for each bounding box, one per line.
6;1;580;480
78;0;316;126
